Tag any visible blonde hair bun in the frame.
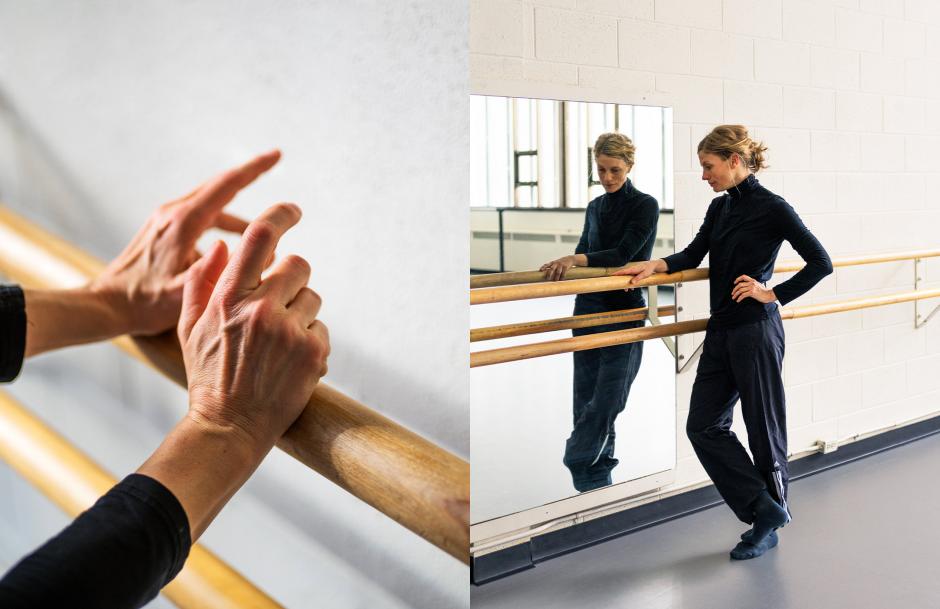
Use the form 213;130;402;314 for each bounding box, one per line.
698;124;768;172
594;132;636;168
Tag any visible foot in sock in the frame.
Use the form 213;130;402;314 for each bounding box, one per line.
740;527;777;543
730;531;779;560
747;489;789;543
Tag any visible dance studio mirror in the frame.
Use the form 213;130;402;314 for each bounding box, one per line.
470;94;677;527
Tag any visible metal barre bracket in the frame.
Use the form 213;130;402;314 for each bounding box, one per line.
646;284;677;359
915;258;940;328
674;281;704;374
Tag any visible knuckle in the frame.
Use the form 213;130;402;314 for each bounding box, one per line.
305;287;323;308
284;254;311;277
244;220;277;247
246;299;274;329
218;287;241;309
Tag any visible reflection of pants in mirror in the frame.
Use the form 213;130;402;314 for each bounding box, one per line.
564;319;645;493
686;311;789;524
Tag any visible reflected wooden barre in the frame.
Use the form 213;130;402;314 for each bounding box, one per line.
470;305;677;342
0;205;469;564
470;289;940;367
470;266;620;289
0;389;283;609
469;250;940;305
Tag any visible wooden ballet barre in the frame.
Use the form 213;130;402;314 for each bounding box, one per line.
0;389;283;609
470;268;707;305
470;305;676;342
470;288;940;367
0;205;469;564
469;249;940;305
470;266;619;289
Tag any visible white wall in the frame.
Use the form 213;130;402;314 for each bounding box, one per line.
471;0;940;503
0;2;468;608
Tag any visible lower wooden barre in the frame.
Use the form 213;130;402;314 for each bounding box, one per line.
470;289;940;367
470;305;677;342
0;205;469;564
0;390;282;609
470;319;708;367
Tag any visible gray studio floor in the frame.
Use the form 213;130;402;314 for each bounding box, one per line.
472;432;940;609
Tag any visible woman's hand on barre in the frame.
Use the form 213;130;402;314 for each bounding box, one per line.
180;202;330;452
540;254;586;281
612;259;666;289
139;202;330;540
90;150;282;338
22;151;282;358
732;275;777;304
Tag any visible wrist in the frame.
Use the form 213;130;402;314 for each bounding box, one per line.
186;400;276;460
87;281;137;336
138;411;270;540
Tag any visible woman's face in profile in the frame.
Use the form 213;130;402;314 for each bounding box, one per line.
595;154;630;194
699;151;736;192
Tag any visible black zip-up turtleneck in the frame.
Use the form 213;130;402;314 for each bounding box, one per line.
663;174;832;329
574;179;659;312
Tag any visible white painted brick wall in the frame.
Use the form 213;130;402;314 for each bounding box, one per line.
784;87;836;129
724;0;783;38
691;30;754;79
755;39;813;85
471;0;940;509
619;20;691;72
534;7;619;65
654;0;722;30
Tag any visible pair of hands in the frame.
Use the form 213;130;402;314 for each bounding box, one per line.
93;150;329;450
611;260;777;304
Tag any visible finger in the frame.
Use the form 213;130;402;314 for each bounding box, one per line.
221;203;302;291
214;212;250;234
309;320;330;377
178;241;228;343
183;149;282;229
735;275;752;284
262;254;312;304
288;287;323;327
614;265;638;276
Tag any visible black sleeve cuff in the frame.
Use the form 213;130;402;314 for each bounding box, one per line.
0;285;26;382
0;473;191;609
117;473;192;584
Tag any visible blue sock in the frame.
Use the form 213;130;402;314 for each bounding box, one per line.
731;490;788;559
730;530;779;560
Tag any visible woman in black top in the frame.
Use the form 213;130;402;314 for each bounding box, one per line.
617;125;833;559
541;133;659;492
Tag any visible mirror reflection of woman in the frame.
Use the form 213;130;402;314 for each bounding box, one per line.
540;133;660;493
617;125;833;560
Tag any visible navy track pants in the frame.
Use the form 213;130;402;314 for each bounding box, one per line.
564;319;644;492
686;310;790;524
